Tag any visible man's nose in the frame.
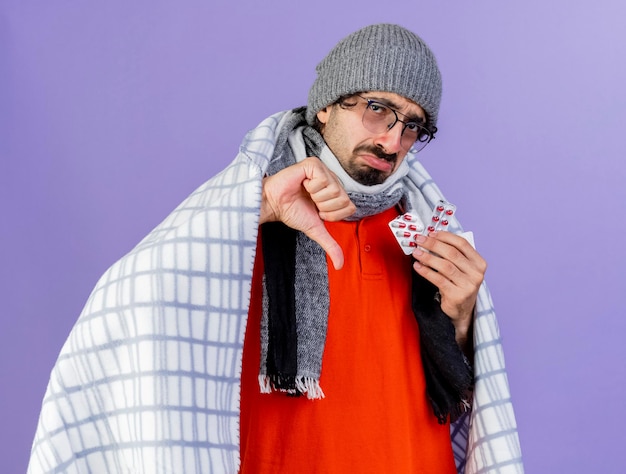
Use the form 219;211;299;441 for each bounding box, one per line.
374;122;404;154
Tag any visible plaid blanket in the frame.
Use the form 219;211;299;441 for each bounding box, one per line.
28;110;524;474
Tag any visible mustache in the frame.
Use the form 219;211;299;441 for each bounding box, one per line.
355;145;397;163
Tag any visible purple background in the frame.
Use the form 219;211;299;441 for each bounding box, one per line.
2;1;625;472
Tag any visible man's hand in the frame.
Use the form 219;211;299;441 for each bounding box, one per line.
260;157;356;270
411;231;487;348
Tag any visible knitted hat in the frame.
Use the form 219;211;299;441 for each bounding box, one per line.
306;23;442;129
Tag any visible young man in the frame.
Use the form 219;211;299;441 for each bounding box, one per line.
28;24;523;473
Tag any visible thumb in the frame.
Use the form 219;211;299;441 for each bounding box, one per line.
305;225;345;270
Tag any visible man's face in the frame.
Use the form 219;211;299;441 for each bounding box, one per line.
316;91;427;186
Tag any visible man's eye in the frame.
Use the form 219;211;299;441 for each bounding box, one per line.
417;130;431;142
368;102;388;114
407;123;430;140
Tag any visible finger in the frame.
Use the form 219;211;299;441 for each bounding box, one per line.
302;172;335;195
304;224;345;270
303;178;356;221
412;257;455;292
306;184;350;206
412;247;463;288
413;234;465;277
307;186;354;212
300;157;336;191
319;209;355;223
317;199;356;222
412;258;478;322
412;243;481;293
303;168;351;203
428;231;487;272
415;232;486;278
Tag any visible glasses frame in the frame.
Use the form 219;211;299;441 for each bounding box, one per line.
352;94;436;153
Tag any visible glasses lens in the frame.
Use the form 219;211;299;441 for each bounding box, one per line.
361;99;432;152
361;101;394;134
402;125;432;153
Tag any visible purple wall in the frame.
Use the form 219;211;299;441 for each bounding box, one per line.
2;1;625;472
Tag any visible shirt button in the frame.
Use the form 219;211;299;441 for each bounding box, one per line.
364;244;371;252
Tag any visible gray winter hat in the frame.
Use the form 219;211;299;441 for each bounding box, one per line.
306;23;442;129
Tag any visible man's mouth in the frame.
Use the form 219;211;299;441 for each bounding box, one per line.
356;147;397;173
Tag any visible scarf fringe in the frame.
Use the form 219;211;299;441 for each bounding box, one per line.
258;375;325;400
441;397;472;425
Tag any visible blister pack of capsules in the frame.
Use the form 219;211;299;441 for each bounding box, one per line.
388;200;457;255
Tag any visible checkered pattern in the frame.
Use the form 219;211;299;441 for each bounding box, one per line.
28;111;523;473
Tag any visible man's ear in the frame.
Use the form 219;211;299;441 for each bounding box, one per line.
316;106;330;125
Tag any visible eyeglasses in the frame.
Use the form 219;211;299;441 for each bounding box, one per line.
353;95;435;153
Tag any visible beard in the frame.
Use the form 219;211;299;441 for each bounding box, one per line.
348;167;388;186
344;145;398;186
